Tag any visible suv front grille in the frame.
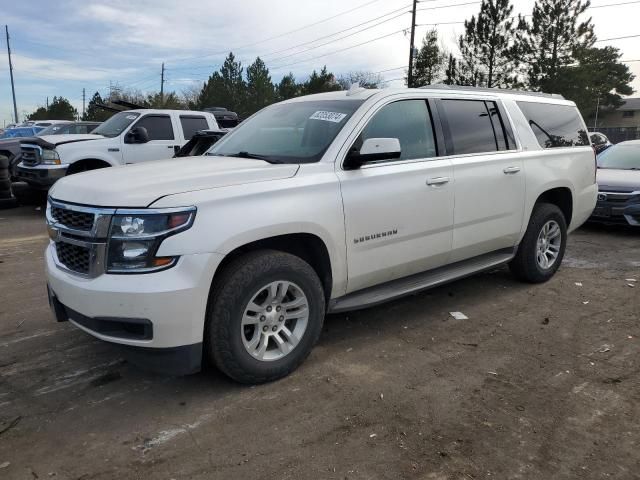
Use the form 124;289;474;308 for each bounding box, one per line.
56;242;91;275
21;146;40;167
51;206;94;231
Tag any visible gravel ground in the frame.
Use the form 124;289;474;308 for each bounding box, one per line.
1;189;639;480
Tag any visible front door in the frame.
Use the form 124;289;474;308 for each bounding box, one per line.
337;99;454;293
122;114;180;164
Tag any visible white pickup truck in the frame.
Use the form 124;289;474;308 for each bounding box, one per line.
16;109;218;188
45;86;597;383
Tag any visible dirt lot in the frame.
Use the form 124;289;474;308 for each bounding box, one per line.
1;188;639;480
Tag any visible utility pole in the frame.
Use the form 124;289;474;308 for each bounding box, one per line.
593;96;600;131
160;62;165;105
82;88;86;119
5;25;18;124
406;0;418;88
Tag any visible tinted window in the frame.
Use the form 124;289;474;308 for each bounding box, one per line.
517;101;589;148
135;115;174;140
180;116;209;140
358;100;436;161
93;112;140;138
441;100;498;155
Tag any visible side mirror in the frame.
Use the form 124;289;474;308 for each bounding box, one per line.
125;126;150;144
344;138;401;170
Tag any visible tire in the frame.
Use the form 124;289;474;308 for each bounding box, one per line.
205;249;326;384
509;203;567;283
0;179;11;192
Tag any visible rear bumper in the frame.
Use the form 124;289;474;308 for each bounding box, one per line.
15;162;67;187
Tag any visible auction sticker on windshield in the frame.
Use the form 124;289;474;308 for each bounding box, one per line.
310;111;347;123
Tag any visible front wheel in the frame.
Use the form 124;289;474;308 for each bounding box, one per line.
205;250;325;384
509;203;567;283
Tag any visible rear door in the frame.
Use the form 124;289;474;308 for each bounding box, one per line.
437;98;524;262
121;114;180;164
337;98;454;293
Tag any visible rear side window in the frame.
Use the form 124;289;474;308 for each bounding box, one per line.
358;100;437;161
180;116;209;140
135;115;174;140
517;102;589;148
440;99;499;155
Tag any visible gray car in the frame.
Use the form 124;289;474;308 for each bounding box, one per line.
591;140;640;226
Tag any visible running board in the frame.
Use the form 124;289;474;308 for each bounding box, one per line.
328;248;515;313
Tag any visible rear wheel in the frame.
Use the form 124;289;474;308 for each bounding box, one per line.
510;203;567;283
206;250;325;384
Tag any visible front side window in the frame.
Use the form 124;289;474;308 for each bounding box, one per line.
209;99;364;164
92;112;140;138
355;100;437;161
517;101;589;148
440;99;499;155
134;115;175;140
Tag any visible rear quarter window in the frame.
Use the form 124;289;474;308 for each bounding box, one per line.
517;101;589;148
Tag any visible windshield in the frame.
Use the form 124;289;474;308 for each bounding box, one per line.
0;127;39;139
208;99;364;163
597;144;640;170
92;112;140;138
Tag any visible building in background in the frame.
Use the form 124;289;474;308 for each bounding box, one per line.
591;98;640;143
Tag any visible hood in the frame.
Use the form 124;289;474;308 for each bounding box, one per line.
597;168;640;191
49;155;300;207
25;134;103;149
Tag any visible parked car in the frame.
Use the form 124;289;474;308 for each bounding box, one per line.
45;86;596;382
590;132;613;154
0;127;46;178
203;107;240;128
1;123;102;179
15;110;218;188
174;129;229;157
590;140;640;226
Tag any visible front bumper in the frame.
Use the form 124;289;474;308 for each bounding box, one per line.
590;192;640;226
46;243;224;374
15;162;67;187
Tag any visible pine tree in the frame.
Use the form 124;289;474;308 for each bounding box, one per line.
337;71;384;89
412;29;446;87
245;57;274;115
555;45;634;120
303;66;342;94
84;92;113;121
27;96;78;121
276;73;300;101
443;54;457;85
458;0;515;88
197;73;227;110
519;0;595;93
220;52;246;115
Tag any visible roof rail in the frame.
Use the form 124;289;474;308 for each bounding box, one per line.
419;84;565;100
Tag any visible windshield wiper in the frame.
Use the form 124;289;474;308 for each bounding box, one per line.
221;151;283;164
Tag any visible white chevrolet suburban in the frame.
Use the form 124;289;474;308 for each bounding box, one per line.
45;86;597;383
16;109;218;188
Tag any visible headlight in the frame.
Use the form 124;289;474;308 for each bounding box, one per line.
106;207;196;273
41;149;61;165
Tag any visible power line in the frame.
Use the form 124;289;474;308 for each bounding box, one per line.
590;0;640;8
270;27;409;71
265;9;411;64
596;34;640;42
416;1;481;12
169;0;384;65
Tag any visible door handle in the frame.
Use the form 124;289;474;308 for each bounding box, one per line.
426;176;450;186
503;166;521;174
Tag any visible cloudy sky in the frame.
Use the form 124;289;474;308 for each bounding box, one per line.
1;0;639;125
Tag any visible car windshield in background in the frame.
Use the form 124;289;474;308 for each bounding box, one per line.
38;124;69;135
92;112;140;138
597;144;640;170
0;127;40;138
208;100;365;163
